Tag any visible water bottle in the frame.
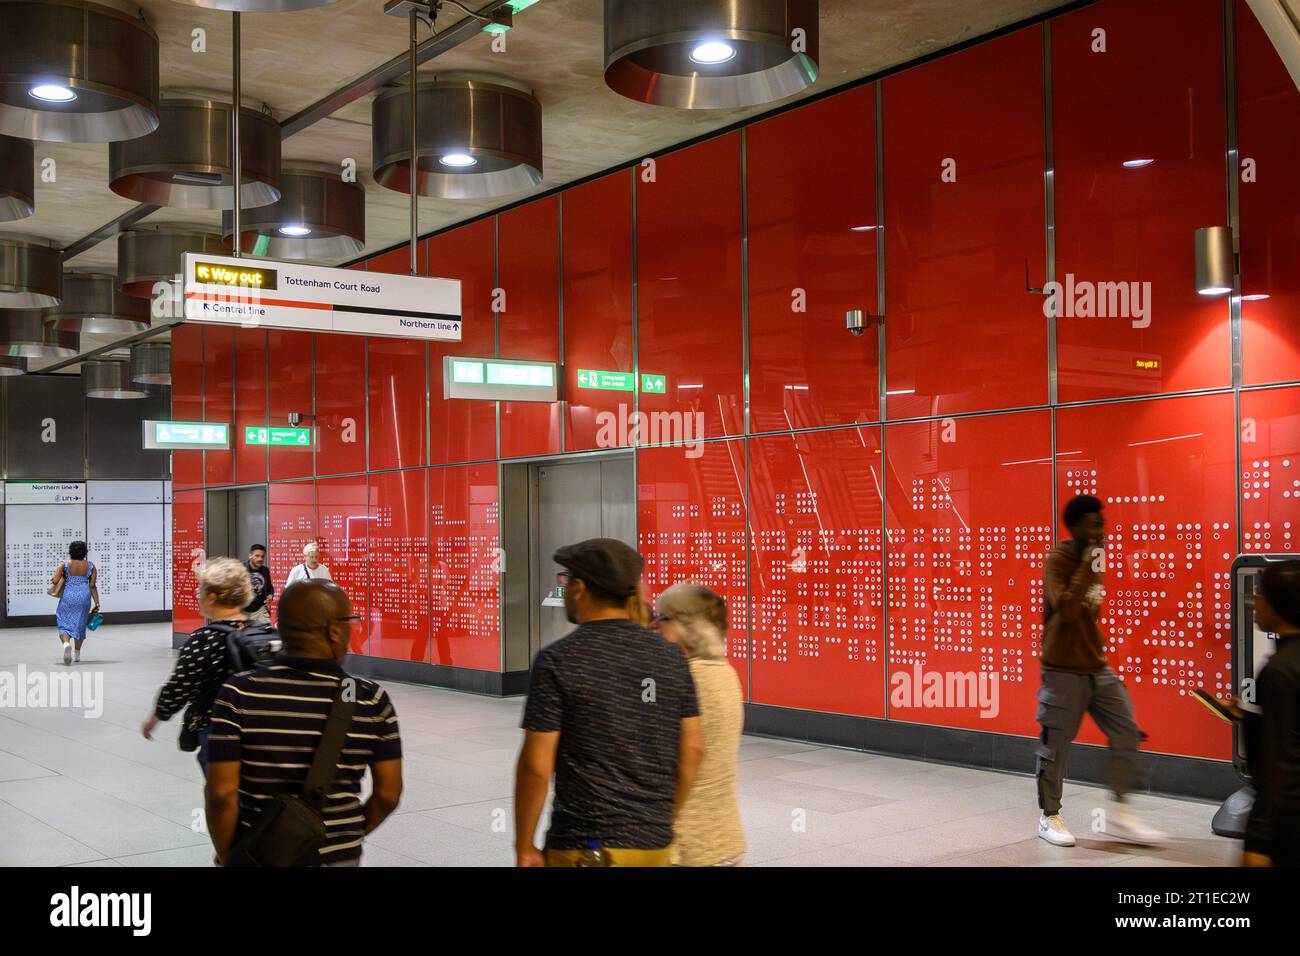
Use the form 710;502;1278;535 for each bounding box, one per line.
574;839;611;867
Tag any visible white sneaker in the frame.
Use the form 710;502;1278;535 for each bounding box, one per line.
1103;803;1168;846
62;643;72;665
1038;813;1076;846
73;649;80;663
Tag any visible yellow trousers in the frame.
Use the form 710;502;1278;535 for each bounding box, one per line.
546;847;670;867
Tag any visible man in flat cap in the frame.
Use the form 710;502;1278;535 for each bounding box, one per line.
514;538;703;866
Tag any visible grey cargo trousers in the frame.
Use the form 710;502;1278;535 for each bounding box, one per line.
1035;667;1141;815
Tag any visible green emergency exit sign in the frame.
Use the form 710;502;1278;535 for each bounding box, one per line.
576;369;634;391
244;426;312;446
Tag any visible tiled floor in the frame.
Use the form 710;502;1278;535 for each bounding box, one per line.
0;623;1238;867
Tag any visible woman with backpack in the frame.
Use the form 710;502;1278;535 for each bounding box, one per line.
143;557;272;777
50;540;100;665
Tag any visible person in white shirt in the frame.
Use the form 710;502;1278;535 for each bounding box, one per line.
285;542;332;589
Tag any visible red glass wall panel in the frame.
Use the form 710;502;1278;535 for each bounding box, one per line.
749;427;885;716
748;87;879;433
884;410;1053;736
314;332;367;477
267;479;315;618
171;489;205;634
268;330;313;481
203;326;234;486
499;198;561;459
637;440;749;694
368;468;429;661
1240;386;1300;556
429;463;500;670
317;474;370;654
170;323;204;489
563;173;635;452
1053;0;1229;401
367;337;427;471
1236;0;1300;386
637;134;745;439
233;328;268;485
1055;393;1236;759
426;219;497;464
883;28;1047;417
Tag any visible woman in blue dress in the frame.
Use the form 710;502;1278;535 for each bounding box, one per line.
51;540;100;665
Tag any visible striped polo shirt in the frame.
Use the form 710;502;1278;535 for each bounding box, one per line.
207;657;402;865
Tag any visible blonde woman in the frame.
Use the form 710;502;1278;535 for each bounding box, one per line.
285;542;332;588
142;557;254;777
653;584;745;866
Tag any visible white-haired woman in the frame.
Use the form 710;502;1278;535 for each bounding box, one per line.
284;542;332;588
143;557;255;777
654;583;745;866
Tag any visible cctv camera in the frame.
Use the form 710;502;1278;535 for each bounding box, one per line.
846;309;867;336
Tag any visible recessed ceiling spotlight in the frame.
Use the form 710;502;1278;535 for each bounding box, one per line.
1122;158;1155;168
850;224;876;232
439;152;478;168
689;41;737;65
1241;293;1270;301
278;224;312;237
29;84;77;103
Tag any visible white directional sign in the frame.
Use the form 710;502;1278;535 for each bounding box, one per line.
182;253;462;342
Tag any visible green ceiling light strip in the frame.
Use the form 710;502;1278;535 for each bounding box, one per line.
482;0;539;33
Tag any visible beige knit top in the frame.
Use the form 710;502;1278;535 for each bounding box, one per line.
670;658;746;866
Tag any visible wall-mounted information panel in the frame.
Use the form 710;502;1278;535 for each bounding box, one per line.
4;481;172;617
183;253;462;342
444;356;558;402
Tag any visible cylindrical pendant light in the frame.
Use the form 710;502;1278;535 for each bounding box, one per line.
1194;226;1235;296
0;135;35;221
604;0;820;109
83;356;147;398
0;0;161;143
169;0;340;10
0;235;62;308
221;166;365;259
130;340;170;385
372;76;543;199
44;271;151;335
108;98;281;210
0;354;26;375
117;223;227;299
0;309;78;357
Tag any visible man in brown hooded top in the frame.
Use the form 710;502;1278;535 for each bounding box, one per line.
1035;494;1166;849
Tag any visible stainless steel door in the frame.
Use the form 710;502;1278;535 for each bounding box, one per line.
533;456;636;654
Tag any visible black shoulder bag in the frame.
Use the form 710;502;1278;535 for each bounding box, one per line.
224;682;356;867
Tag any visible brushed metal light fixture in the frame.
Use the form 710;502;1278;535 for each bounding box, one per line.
372;76;543;199
222;166;365;259
0;309;78;358
116;223;228;299
83;356;148;399
44;271;151;335
603;0;820;109
0;0;161;143
169;0;340;10
108;98;281;210
1194;226;1235;296
0;235;62;308
0;135;35;221
130;341;170;385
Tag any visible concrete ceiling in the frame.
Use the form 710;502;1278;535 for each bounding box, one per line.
7;0;1070;370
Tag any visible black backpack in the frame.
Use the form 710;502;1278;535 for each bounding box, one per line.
178;620;281;751
207;619;281;672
